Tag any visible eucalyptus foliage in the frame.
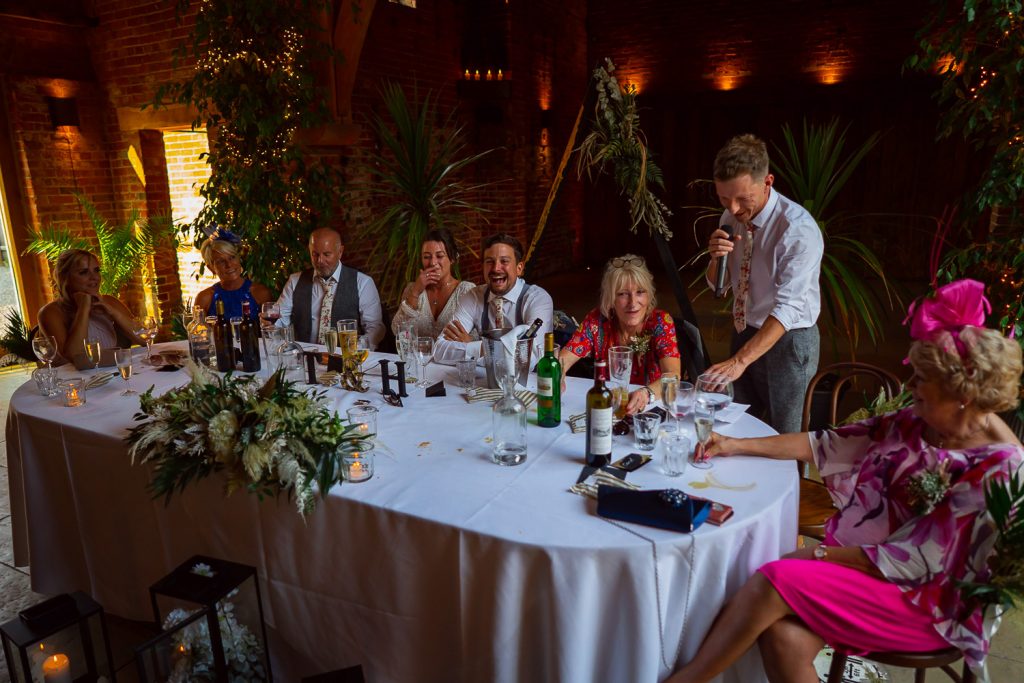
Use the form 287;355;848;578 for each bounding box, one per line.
352;82;497;306
576;58;673;239
24;193;173;297
771;118;897;351
153;0;343;292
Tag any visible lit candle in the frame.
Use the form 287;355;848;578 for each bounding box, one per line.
42;654;72;683
474;69;481;81
485;69;493;81
464;69;470;79
351;461;364;478
497;69;504;80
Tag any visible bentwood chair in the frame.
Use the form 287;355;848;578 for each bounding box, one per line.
798;362;902;540
827;648;976;683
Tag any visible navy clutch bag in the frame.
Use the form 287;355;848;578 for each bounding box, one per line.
596;486;711;533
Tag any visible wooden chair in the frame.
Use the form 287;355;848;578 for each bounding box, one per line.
798;362;902;540
827;648;975;683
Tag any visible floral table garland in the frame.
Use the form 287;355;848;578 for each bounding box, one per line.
127;361;365;517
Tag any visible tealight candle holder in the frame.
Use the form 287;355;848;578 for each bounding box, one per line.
340;444;375;483
346;405;379;439
60;378;86;407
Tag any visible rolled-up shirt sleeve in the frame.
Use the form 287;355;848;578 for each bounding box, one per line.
433;289;484;364
769;225;823;331
275;272;300;328
356;273;385;350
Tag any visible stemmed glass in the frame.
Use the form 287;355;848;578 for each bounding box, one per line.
692;373;734;469
114;348;136;395
261;302;281;329
137;316;158;363
397;322;417;382
414;336;434;388
83;337;102;372
32;334;57;371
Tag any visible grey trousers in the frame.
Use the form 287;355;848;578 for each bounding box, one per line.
731;325;820;434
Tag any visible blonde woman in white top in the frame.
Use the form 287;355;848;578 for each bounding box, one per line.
391;228;475;339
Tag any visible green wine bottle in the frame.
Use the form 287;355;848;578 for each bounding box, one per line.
585;360;613;467
536;333;561;428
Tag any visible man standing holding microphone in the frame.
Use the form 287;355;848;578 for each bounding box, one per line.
705;134;823;434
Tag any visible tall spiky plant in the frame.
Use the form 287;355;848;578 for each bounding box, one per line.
24;194;174;296
771;118;898;352
353;82;498;306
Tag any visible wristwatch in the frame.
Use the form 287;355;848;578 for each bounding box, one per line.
643;386;656;403
813;544;829;561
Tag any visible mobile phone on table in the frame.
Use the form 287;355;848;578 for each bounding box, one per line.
646;406;668;422
609;453;652;472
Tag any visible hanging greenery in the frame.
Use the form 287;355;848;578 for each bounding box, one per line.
351;82;497;306
576;58;673;239
152;0;342;292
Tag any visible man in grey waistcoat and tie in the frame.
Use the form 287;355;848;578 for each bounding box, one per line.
432;232;553;365
275;227;385;349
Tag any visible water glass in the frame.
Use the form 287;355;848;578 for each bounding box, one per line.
32;366;59;396
60;377;86;407
662;433;690;477
456;359;477;390
346;405;379;439
340;443;374;483
608;345;632;385
632;412;662;451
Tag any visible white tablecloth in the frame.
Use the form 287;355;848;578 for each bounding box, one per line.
6;344;797;682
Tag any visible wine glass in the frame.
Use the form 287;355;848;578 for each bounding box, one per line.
83;338;102;372
114;348;135;395
414;336;434;388
32;334;57;371
692;373;734;469
137;315;158;362
397;322;417;382
261;302;281;329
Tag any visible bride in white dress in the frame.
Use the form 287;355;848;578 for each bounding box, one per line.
390;228;475;339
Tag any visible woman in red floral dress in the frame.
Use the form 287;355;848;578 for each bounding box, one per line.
560;254;684;415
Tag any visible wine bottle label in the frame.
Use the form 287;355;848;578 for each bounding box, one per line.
537;376;553;397
588;407;613;454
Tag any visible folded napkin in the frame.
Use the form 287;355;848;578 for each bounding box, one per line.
567;412;587;433
597;486;711;533
465;387;537;407
714;402;750;424
84;372;116;390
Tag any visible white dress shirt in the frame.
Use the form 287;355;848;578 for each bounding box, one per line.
712;188;823;331
276;262;386;349
432;278;554;365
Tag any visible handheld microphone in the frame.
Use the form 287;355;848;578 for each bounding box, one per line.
713;223;737;299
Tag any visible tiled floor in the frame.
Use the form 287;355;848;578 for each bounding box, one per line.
2;276;1023;682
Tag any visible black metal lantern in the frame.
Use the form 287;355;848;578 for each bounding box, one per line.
0;592;115;683
134;607;212;682
147;555;271;682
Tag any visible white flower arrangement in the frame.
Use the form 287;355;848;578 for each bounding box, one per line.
127;361;367;517
163;590;266;683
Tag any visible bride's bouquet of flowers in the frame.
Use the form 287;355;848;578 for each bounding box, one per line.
126;360;364;517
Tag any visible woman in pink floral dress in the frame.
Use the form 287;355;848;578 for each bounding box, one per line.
666;279;1023;683
560;254;683;415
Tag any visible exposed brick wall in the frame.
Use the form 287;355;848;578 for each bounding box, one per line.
585;0;979;281
162;130;216;310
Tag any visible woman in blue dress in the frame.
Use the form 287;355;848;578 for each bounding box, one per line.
194;229;273;320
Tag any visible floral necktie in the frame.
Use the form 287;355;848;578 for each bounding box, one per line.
733;225;756;333
317;276;336;343
491;296;506;329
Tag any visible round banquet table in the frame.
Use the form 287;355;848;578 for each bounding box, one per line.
5;343;798;682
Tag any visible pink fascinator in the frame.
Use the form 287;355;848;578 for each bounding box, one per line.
904;279;990;361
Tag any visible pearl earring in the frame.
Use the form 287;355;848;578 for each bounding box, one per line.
959;403;966;410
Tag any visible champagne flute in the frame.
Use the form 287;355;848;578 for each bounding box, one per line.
83;338;102;372
114;348;135;395
397;322;417;382
692;403;715;470
32;334;58;371
414;336;434;388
